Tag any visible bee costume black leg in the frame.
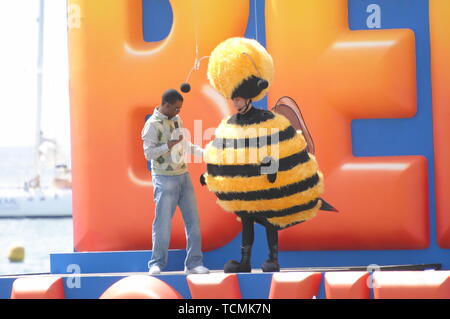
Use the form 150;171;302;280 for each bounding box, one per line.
224;217;253;273
261;223;280;272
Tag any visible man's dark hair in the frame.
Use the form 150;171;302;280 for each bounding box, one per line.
162;89;183;105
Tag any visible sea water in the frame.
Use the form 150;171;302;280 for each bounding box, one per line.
0;147;73;275
0;217;73;275
0;147;36;189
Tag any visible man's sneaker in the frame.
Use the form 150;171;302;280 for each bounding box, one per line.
148;265;161;275
185;265;210;274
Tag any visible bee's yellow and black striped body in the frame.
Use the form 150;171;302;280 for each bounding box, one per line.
204;107;324;230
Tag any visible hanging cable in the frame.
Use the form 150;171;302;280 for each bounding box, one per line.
254;0;258;43
180;0;210;93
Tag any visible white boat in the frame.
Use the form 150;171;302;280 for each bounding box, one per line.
0;186;71;218
0;156;72;218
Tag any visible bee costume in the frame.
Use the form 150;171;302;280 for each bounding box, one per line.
184;37;336;272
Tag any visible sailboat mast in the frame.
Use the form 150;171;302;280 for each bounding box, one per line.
35;0;45;177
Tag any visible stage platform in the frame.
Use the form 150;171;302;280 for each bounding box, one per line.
0;252;444;299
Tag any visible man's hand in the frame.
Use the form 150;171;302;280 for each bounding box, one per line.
167;135;183;149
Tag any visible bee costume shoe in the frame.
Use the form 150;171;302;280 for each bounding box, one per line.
224;245;252;273
261;244;280;272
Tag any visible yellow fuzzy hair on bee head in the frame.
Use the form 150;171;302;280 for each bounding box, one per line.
207;37;274;102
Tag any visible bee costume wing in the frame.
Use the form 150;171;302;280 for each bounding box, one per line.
271;96;315;155
272;96;339;213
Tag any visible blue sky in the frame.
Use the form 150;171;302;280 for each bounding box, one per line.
0;0;70;156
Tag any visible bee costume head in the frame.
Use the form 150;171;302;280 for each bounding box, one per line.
207;37;273;101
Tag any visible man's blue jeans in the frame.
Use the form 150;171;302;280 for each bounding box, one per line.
148;173;203;271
